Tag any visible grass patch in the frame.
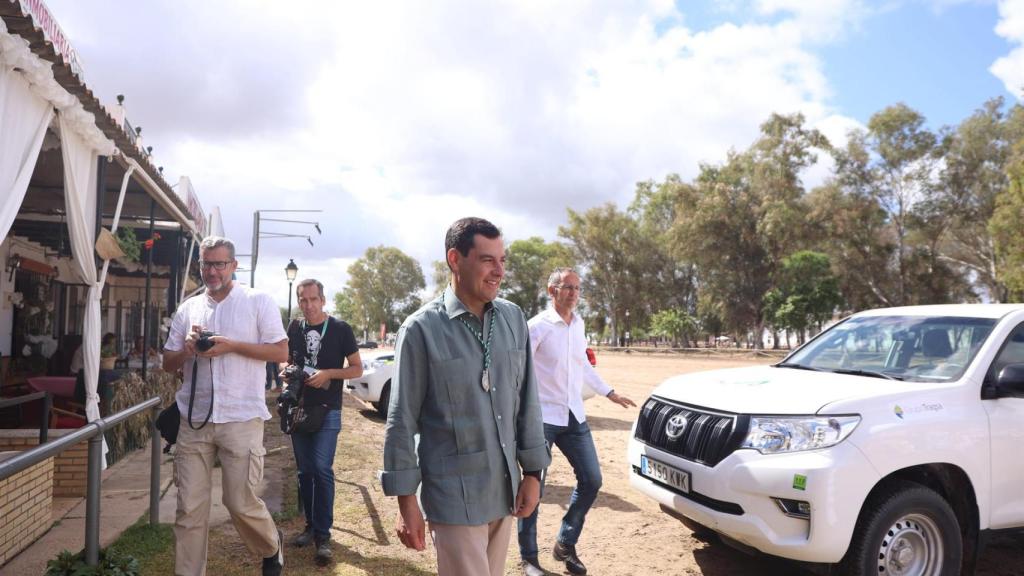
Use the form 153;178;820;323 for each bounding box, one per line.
106;517;174;576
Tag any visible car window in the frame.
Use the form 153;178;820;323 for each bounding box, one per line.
986;323;1024;383
786;316;996;382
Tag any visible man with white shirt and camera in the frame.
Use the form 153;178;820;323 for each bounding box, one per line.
517;268;636;576
163;236;289;576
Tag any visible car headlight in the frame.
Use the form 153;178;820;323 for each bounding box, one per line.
741;415;860;454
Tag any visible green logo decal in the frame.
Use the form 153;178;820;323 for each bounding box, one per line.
793;474;807;491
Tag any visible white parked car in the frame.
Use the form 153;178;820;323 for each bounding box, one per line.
628;304;1024;575
345;351;395;416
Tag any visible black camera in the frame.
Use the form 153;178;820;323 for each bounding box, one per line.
279;365;308;406
196;330;218;352
278;351;308;407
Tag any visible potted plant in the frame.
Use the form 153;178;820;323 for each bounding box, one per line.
115;227;141;263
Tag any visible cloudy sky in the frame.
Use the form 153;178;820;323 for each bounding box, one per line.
44;0;1024;308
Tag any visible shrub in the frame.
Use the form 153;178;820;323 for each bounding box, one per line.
44;547;140;576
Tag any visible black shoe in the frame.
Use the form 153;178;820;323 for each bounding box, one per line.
289;526;314;548
553;541;587;575
314;535;333;566
521;556;545;576
262;529;284;576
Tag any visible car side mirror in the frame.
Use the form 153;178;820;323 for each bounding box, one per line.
996;363;1024;398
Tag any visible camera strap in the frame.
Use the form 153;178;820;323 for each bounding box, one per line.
186;356;214;429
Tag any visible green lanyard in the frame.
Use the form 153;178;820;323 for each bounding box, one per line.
301;319;329;368
458;309;496;391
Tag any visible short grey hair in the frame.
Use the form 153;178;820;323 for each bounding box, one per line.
295;278;325;300
547;267;578;289
199;236;236;260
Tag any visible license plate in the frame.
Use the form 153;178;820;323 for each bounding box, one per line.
641;455;691;493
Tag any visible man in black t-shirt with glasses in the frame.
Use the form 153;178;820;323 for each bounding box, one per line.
283;278;362;565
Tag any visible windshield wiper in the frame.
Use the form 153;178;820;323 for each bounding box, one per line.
830;368;903;381
774;362;824;372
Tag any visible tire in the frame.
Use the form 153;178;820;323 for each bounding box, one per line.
374;380;392;418
839;480;962;576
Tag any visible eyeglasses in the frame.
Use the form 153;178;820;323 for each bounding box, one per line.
558;284;582;293
199;260;233;270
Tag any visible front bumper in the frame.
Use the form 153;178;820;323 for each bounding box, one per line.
344;368;387;402
628;436;878;563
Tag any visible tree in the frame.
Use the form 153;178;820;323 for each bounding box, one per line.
672;113;827;346
862;104;944;304
430;260;449;298
763;251;842;345
347;246;426;333
559;204;656;344
933;98;1024;301
990;153;1024;301
333;288;360;323
500;237;574;318
806;178;895;312
630;176;698;316
649;309;698;348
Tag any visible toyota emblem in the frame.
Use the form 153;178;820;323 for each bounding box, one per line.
665;414;688;440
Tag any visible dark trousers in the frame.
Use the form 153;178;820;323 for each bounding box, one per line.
518;412;602;558
291;408;341;539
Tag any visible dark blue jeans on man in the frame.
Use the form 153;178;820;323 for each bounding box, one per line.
291;408;341;540
518;412;602;560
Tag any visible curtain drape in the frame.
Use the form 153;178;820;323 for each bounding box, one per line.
0;66;54;241
60;113;107;462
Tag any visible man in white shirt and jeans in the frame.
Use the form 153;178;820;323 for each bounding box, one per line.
517;268;636;576
163;236;289;576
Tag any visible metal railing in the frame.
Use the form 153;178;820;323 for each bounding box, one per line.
0;395;162;566
0;391;52;444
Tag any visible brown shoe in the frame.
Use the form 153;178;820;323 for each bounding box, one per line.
553;541;587;575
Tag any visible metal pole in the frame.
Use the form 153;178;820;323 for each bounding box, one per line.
94;156;106;271
167;230;181;314
143;200;155;379
85;432;103;566
287;280;293;320
251;211;259;287
150;406;160;525
40;392;51;444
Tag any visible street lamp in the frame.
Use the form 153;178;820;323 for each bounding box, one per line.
285;259;298;320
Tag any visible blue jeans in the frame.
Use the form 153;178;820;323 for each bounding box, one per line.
291;408;341;539
518;413;602;559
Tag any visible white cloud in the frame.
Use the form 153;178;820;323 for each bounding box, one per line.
754;0;870;42
991;0;1024;99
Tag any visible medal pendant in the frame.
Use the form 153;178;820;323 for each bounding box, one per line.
481;369;490;392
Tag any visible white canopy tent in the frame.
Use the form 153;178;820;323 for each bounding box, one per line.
1;17;135;464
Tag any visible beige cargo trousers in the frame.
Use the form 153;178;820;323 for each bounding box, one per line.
173;417;279;576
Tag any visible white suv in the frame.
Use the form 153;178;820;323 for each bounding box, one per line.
345;351;395;416
628;304;1024;575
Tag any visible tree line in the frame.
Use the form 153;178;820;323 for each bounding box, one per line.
331;98;1024;348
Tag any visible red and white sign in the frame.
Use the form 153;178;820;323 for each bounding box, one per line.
18;0;85;79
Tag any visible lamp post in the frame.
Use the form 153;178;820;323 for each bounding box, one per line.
285;259;298;320
625;309;631;347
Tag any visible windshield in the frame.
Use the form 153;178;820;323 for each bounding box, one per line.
781;315;997;382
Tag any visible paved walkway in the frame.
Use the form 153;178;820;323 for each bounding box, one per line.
2;444;283;575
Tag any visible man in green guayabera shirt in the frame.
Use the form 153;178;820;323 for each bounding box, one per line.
381;217;552;576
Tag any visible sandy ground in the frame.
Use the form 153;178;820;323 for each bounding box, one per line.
213;351;1024;575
